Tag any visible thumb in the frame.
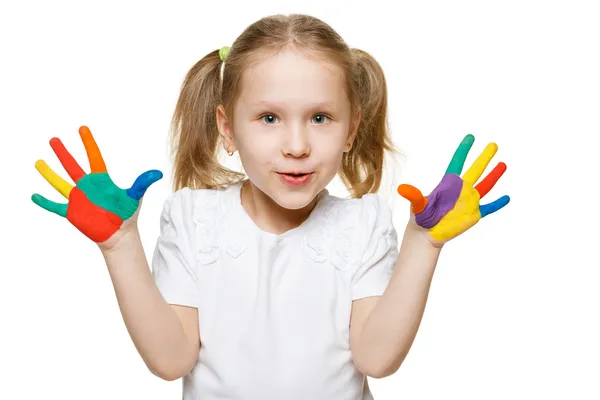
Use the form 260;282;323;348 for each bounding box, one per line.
126;169;163;200
397;184;428;214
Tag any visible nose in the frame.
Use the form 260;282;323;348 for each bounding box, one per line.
281;123;311;158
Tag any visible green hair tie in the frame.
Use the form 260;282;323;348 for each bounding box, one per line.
219;46;230;62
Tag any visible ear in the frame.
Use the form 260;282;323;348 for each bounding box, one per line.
216;105;237;153
344;108;361;152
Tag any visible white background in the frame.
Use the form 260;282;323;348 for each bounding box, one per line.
1;0;599;398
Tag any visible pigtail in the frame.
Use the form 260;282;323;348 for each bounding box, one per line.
169;49;245;191
340;48;396;198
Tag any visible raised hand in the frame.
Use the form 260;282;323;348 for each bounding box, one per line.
32;126;163;244
397;134;510;246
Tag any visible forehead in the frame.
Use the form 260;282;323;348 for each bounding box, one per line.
236;48;349;107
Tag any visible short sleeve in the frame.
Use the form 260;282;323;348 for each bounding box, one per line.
351;194;399;300
151;188;201;308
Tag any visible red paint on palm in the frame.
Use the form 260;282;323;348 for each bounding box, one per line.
66;188;123;242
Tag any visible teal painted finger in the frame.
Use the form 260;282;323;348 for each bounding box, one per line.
480;195;510;218
76;173;139;221
31;193;67;217
446;134;475;175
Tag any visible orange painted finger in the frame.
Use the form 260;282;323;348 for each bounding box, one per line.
475;162;507;198
49;137;86;182
397;184;428;214
79;126;107;173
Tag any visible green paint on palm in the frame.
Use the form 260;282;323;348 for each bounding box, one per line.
446;134;475;175
76;173;139;220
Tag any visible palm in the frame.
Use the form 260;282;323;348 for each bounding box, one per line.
398;134;510;246
32;126;162;243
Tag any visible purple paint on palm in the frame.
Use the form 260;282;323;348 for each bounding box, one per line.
415;174;463;229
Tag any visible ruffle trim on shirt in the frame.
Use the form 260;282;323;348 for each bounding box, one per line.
190;187;246;265
300;197;363;272
192;189;221;265
191;186;376;272
192;186;250;266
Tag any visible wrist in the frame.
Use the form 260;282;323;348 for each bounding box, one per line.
404;223;444;251
99;227;141;256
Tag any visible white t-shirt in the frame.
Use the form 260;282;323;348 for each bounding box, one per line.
151;181;398;400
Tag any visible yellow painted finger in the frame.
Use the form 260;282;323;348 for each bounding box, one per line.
35;160;73;199
463;142;498;185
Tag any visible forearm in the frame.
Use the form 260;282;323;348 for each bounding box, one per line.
358;225;441;377
101;229;197;380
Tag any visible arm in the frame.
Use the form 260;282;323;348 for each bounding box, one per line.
351;134;509;378
102;229;200;381
350;224;440;378
31;126;201;381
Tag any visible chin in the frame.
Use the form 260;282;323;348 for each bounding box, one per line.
271;191;318;210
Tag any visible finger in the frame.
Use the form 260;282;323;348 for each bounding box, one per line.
445;134;475;175
126;169;163;200
35;160;73;199
49;137;86;183
475;162;507;198
79;126;107;173
463;142;498;186
479;195;510;218
31;193;67;217
397;184;428;214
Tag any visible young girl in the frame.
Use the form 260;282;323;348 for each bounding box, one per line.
31;13;509;400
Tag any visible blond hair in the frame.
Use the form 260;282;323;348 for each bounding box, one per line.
169;13;398;198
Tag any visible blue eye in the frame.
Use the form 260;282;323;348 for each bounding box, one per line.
262;114;278;124
312;114;329;124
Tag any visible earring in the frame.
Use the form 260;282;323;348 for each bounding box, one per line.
226;148;234;156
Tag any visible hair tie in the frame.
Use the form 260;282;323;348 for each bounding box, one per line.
219;46;230;62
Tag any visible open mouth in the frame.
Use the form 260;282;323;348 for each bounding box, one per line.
277;172;313;186
283;172;308;176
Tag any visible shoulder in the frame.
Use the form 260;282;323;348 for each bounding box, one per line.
158;184;242;265
303;191;397;270
317;191;395;232
160;184;237;223
356;194;396;239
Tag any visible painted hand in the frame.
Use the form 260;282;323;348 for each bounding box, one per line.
31;126;163;243
397;134;509;246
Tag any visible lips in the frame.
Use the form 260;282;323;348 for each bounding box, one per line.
280;171;311;176
276;171;314;186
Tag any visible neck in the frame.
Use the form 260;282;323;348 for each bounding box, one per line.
240;180;318;235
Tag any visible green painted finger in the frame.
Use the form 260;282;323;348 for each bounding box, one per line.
31;193;68;217
446;134;475;175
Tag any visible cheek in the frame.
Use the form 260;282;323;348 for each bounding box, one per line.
316;131;347;157
236;130;277;168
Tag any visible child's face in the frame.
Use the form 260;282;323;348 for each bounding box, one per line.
221;48;357;211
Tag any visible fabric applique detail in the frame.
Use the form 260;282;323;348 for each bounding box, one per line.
301;197;361;271
193;190;221;265
224;217;248;258
193;186;248;264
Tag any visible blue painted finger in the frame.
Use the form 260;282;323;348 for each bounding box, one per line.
126;169;163;200
480;195;510;218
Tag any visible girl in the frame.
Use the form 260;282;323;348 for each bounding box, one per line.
31;13;509;400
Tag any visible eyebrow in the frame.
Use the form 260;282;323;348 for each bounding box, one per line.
250;100;337;110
